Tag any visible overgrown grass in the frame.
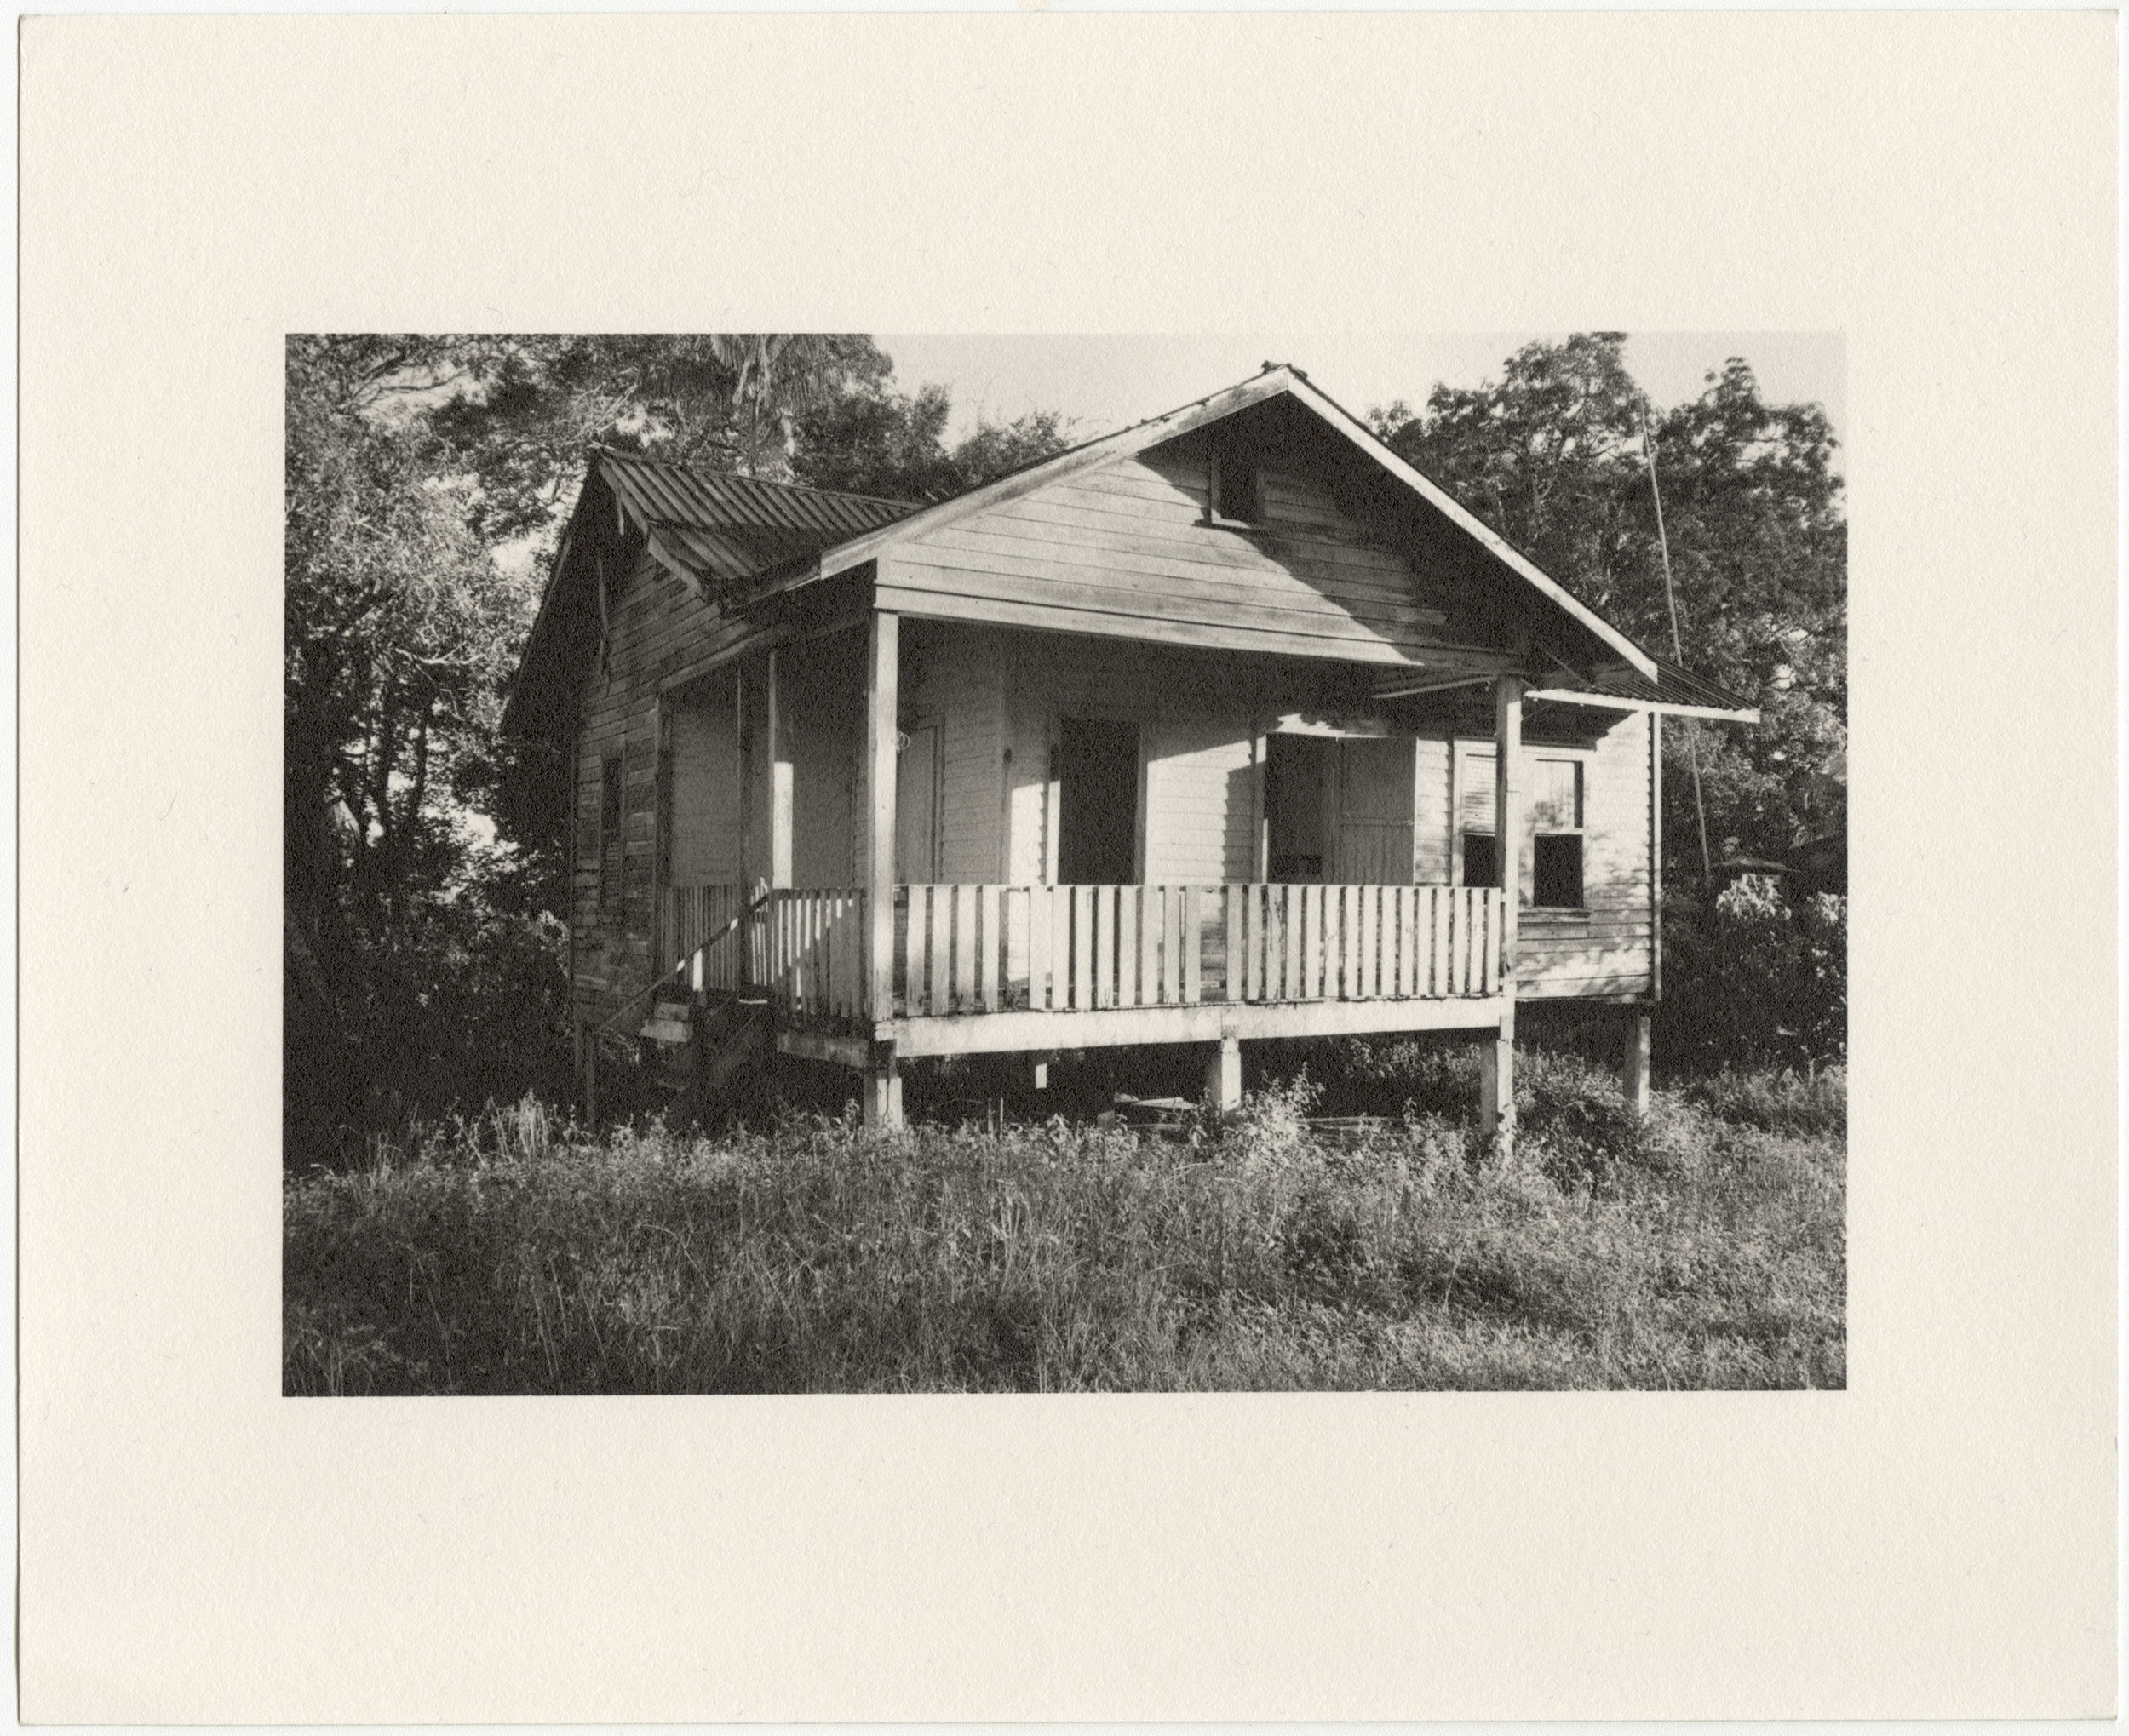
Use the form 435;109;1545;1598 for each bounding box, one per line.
284;1048;1845;1395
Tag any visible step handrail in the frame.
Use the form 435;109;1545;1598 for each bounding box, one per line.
596;884;778;1041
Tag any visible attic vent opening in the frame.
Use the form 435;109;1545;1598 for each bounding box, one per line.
1206;429;1260;525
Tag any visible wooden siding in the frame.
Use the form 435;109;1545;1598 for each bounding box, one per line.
881;439;1485;668
784;634;863;890
571;539;766;1028
667;673;737;890
1455;711;1655;1000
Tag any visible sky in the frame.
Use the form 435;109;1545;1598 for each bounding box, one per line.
877;333;1846;463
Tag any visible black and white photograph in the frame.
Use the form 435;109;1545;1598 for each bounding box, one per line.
284;332;1847;1394
25;10;2115;1722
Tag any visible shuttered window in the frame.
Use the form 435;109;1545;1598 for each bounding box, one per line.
1460;751;1499;888
598;753;623;916
1458;750;1585;907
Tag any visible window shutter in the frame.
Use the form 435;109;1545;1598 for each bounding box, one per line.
1461;753;1496;834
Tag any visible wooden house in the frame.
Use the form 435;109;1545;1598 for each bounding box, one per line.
502;364;1756;1135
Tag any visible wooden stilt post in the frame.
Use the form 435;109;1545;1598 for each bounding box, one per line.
863;1040;900;1127
1207;1029;1242;1114
1480;675;1523;1144
864;610;902;1129
581;1020;599;1126
1621;1010;1652;1115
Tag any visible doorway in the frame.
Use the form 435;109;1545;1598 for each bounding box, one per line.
1055;717;1139;885
1264;733;1416;884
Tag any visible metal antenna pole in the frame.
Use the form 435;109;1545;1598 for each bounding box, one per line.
1642;397;1713;885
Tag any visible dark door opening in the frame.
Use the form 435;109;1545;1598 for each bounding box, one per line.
1264;733;1330;881
1056;717;1139;885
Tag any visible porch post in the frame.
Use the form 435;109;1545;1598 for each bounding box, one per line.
864;610;901;1128
1206;1029;1242;1114
1480;675;1523;1144
766;648;794;891
1621;1011;1652;1115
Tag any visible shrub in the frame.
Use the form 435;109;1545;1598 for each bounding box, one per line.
1659;875;1846;1073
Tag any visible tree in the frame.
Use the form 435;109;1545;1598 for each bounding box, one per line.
792;382;1075;501
285;333;1078;1154
1372;335;1846;876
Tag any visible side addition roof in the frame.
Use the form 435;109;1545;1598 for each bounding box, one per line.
597;448;915;593
500;451;916;736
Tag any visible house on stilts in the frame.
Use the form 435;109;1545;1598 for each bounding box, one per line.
500;364;1758;1136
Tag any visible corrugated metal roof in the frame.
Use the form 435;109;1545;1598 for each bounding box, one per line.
596;448;915;588
1584;656;1755;714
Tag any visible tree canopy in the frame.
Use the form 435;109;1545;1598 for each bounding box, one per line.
1370;333;1846;878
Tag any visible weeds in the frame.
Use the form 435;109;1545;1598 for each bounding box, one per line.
286;1051;1845;1395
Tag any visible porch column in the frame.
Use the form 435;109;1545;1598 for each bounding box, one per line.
766;649;794;890
1480;675;1523;1144
863;610;901;1128
1621;1011;1652;1115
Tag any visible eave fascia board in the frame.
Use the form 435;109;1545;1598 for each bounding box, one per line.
1525;687;1760;725
1282;375;1662;683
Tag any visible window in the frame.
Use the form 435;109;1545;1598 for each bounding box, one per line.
598;753;623;916
1529;758;1584;909
1457;749;1585;908
1460;752;1502;890
1207;428;1260;524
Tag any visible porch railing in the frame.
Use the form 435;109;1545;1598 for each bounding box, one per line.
664;883;869;1022
666;880;1505;1024
895;883;1502;1018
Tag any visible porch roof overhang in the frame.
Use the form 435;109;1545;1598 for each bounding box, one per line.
1371;655;1758;723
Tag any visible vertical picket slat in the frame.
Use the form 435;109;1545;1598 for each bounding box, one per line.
1184;880;1201;1004
975;885;999;1011
1024;886;1048;1010
1113;886;1136;1006
949;885;974;1011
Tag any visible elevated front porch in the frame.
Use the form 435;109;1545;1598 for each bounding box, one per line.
664;879;1508;1064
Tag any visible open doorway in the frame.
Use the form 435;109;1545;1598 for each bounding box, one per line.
1265;732;1416;884
1056;717;1139;884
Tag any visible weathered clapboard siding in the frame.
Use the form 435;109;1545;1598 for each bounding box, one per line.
1516;710;1654;999
882;438;1476;667
1414;739;1453;881
571;537;766;1028
900;622;1005;883
667;673;737;889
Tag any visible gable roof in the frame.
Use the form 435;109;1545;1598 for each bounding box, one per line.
802;364;1661;681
